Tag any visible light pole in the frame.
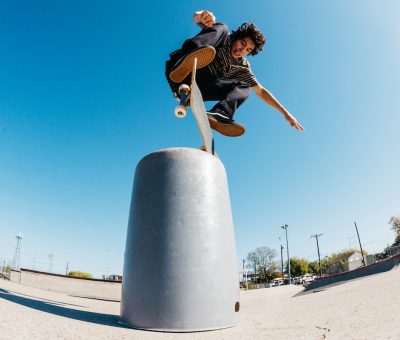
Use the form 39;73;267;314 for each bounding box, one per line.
281;224;291;284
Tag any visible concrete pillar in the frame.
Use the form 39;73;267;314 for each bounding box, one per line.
120;147;239;332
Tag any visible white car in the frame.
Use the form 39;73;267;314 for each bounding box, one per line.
268;279;284;287
292;277;301;284
301;274;315;284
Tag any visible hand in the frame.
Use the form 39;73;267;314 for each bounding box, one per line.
193;10;216;29
284;112;304;131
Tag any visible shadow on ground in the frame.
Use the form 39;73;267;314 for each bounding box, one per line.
0;288;122;328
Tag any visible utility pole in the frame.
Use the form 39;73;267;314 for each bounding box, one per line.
281;224;291;284
354;222;366;265
279;237;284;280
13;233;23;270
347;235;356;249
254;259;257;288
242;259;245;283
48;254;54;273
66;262;69;276
310;234;323;277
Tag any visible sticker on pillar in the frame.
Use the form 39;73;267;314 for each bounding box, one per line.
235;302;240;312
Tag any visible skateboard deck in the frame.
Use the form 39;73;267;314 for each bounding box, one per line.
190;59;215;154
174;58;215;155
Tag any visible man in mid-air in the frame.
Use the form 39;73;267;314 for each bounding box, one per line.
165;10;304;135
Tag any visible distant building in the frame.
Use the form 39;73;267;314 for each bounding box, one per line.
245;273;259;283
365;254;374;265
102;274;122;282
348;251;364;271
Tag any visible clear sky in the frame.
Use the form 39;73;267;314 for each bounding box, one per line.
1;0;399;278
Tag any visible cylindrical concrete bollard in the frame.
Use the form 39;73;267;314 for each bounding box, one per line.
120;147;239;332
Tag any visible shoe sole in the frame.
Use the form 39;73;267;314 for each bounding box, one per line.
208;116;246;137
169;46;216;83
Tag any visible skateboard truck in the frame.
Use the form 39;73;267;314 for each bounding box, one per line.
174;84;190;118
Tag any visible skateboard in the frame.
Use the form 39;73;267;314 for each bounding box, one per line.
170;53;246;137
174;58;215;155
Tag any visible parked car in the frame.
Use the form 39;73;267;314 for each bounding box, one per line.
292;276;301;285
301;274;315;284
268;281;277;288
268;279;284;287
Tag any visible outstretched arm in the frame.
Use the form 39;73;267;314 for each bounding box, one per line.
193;10;216;29
252;84;304;131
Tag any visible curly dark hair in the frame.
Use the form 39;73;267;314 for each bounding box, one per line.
230;22;266;56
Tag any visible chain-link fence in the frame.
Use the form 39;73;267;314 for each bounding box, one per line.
385;245;400;257
324;246;400;276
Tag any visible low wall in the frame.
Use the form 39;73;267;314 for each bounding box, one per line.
301;253;400;294
12;269;121;301
10;270;21;283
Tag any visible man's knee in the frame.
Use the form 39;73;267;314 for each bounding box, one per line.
213;23;229;35
199;23;228;35
188;23;229;49
236;82;251;99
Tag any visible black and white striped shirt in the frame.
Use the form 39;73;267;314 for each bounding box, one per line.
207;35;259;87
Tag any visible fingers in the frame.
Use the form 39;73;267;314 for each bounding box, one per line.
292;121;304;131
286;115;304;131
201;11;215;26
193;10;215;27
292;122;305;131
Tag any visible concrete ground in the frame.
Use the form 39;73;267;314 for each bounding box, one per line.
1;267;399;339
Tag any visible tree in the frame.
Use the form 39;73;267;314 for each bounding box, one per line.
388;216;400;245
68;271;92;279
246;247;277;282
309;258;332;275
308;261;319;274
289;257;309;277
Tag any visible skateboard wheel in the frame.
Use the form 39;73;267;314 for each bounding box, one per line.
175;105;187;118
178;84;190;95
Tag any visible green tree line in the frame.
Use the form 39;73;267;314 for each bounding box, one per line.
245;247;368;282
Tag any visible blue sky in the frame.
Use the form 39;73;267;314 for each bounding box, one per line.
1;0;399;277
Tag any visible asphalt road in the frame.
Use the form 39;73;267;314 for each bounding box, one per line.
1;267;400;339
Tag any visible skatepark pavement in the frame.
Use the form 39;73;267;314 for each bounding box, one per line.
1;266;400;339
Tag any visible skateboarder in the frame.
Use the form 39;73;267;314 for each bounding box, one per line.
165;10;304;133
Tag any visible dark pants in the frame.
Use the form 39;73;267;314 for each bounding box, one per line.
165;24;250;119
